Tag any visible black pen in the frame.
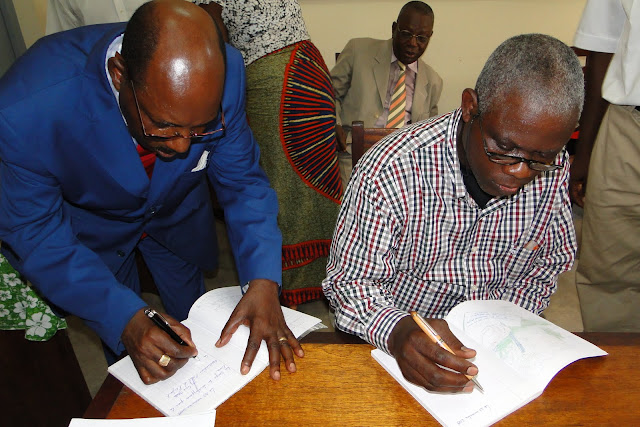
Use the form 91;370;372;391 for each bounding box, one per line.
144;308;187;346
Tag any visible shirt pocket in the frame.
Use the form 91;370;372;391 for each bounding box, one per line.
504;237;543;280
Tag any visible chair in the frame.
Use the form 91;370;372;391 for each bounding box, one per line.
351;121;396;166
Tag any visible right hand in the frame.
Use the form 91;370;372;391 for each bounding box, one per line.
388;316;478;393
569;154;589;208
335;124;347;152
121;308;198;384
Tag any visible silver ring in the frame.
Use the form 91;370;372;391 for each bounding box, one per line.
158;354;171;367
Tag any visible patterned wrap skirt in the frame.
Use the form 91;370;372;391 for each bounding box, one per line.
245;40;342;306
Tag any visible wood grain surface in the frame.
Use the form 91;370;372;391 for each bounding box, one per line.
91;333;640;426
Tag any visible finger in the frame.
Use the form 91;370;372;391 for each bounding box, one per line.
276;332;297;374
216;311;245;347
402;358;473;393
267;336;283;380
285;329;304;358
240;335;262;375
162;315;198;350
429;319;476;358
148;326;198;360
155;350;191;373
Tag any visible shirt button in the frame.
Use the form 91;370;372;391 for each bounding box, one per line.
471;284;479;291
117;250;125;257
471;246;478;253
149;207;156;215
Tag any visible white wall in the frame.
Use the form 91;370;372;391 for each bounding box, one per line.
15;0;587;112
301;0;587;112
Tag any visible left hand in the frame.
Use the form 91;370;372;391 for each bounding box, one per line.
215;279;304;380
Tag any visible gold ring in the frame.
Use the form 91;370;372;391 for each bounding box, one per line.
278;337;288;344
158;354;171;367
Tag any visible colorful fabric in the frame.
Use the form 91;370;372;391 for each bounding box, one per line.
281;40;343;203
323;109;576;353
203;0;309;66
245;41;341;306
386;61;406;128
0;252;66;341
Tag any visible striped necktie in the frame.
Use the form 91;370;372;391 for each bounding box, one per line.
387;62;407;128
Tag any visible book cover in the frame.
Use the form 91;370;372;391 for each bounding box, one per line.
108;286;323;417
372;300;607;427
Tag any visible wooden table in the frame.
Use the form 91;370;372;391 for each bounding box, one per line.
85;332;640;426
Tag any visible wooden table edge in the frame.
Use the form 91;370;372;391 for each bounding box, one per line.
82;330;365;418
82;331;639;419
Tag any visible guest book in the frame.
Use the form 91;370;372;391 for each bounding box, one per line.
108;286;323;416
372;300;607;427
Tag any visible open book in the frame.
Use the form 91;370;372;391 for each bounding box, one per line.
372;300;607;427
108;286;323;417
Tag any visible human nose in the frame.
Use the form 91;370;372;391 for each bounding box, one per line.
503;161;537;180
165;136;191;154
407;35;419;46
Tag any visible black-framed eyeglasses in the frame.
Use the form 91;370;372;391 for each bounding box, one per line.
130;80;225;141
395;26;432;44
473;114;563;172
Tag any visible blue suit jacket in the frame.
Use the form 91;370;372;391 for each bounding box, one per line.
0;24;282;352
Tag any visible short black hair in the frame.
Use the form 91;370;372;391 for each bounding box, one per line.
398;1;434;20
121;2;227;85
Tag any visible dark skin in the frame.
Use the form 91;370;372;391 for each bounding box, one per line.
389;88;577;393
391;10;434;67
569;51;613;207
335;8;434;151
110;1;302;384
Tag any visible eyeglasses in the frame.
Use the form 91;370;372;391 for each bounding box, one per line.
395;27;432;44
474;115;563;172
130;80;225;141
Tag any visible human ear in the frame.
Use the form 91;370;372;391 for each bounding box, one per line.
107;52;127;92
460;88;479;123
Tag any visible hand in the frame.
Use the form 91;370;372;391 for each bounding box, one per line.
121;308;198;385
335;124;347;152
569;177;586;208
569;155;589;208
216;279;304;380
388;316;478;393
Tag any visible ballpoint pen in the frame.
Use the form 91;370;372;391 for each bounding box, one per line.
144;308;188;346
410;311;484;392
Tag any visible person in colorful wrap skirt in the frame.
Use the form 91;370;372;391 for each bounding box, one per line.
196;0;343;306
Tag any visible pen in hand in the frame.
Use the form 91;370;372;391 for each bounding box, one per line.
144;308;188;346
410;311;484;393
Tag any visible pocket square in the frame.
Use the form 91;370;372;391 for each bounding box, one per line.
191;150;210;172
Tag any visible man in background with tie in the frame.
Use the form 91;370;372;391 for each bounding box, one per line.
331;1;443;187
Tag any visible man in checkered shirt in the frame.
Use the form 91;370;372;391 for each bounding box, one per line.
323;34;583;393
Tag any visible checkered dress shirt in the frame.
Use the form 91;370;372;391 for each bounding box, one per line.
323;109;577;353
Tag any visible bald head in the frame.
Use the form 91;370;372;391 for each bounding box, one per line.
122;0;226;86
110;0;227;159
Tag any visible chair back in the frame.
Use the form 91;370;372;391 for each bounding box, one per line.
351;121;396;166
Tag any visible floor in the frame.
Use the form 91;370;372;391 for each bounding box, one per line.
68;209;585;398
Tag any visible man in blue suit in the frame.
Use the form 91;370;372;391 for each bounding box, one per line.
0;0;302;383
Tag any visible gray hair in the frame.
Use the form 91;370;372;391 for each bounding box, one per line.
475;34;584;122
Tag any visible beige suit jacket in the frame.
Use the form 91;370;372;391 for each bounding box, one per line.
331;38;443;134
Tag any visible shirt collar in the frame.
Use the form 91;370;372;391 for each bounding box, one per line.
105;33;124;101
391;51;419;74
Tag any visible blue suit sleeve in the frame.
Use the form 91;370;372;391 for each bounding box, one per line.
206;47;283;289
0;115;145;354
